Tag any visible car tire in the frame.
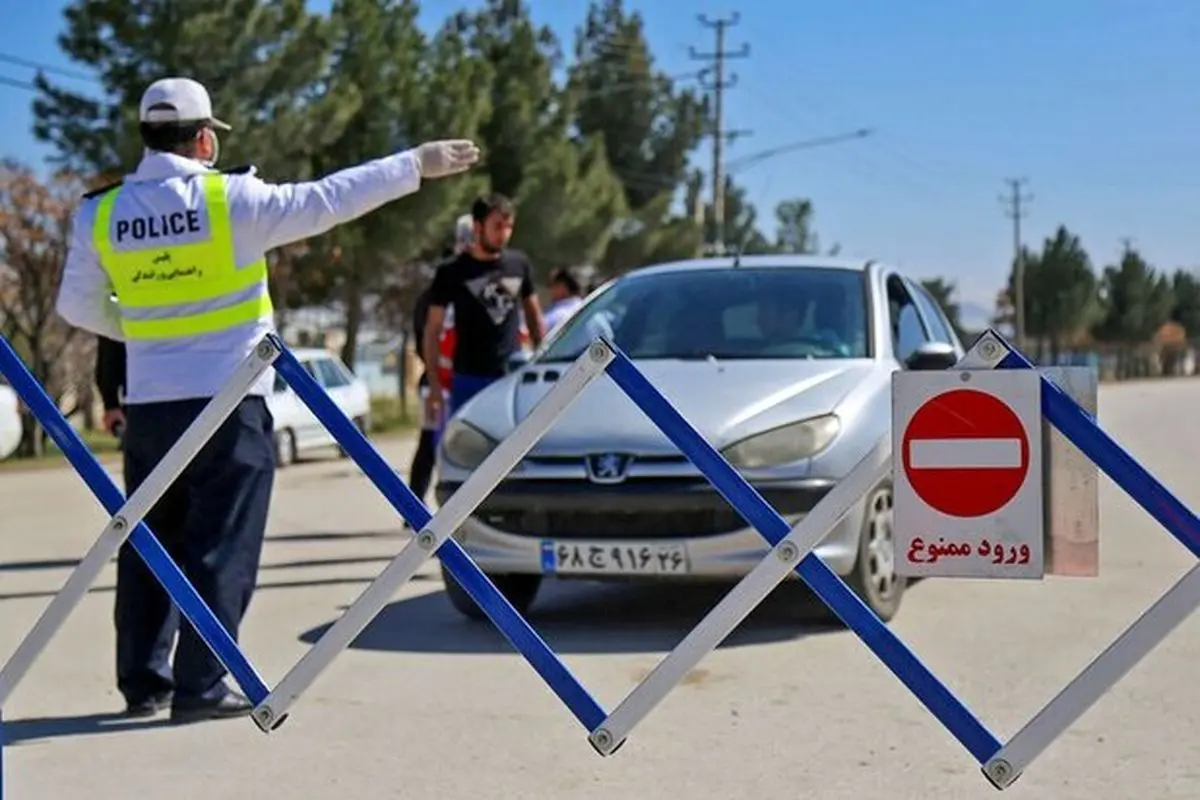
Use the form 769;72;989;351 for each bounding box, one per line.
274;429;297;467
440;561;542;621
844;481;906;623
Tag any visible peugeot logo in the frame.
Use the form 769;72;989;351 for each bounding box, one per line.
585;452;633;484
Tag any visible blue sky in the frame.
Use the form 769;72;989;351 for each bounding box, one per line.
1;0;1197;314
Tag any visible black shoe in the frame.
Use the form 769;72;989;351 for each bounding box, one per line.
124;691;173;718
169;691;253;725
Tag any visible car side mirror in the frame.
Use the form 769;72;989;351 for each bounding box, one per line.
904;341;959;371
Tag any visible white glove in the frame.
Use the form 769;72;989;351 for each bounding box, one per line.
414;139;481;179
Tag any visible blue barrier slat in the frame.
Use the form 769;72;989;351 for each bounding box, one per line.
997;349;1200;561
0;337;269;704
269;336;607;731
604;348;1002;763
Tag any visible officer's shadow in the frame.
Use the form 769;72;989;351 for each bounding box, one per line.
300;579;844;656
1;711;171;747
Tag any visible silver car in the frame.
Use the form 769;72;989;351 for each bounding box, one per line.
434;256;965;622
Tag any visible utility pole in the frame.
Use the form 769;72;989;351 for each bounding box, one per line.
1001;178;1033;350
691;13;751;255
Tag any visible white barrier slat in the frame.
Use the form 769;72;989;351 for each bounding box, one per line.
253;341;614;729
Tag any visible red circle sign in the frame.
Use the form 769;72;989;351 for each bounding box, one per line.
901;388;1030;518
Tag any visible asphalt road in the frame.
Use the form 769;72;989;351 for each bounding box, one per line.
2;379;1200;799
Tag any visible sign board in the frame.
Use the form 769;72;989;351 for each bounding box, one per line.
1040;367;1100;577
892;369;1044;579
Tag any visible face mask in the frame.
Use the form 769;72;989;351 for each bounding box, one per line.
200;128;220;168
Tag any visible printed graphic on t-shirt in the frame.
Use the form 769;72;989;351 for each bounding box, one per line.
464;274;524;325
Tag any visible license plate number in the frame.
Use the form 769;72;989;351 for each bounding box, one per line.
542;541;689;575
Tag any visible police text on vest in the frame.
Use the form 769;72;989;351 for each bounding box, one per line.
116;210;202;242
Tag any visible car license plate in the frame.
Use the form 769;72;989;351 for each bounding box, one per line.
542;540;689;575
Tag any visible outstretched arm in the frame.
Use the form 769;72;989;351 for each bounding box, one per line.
227;140;479;253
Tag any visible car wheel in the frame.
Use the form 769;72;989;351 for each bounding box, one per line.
440;561;542;621
274;429;297;467
845;481;906;622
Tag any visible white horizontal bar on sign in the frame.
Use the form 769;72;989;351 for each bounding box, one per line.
908;438;1022;469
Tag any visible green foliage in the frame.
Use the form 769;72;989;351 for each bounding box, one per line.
1093;248;1174;344
35;0;352;179
29;0;937;339
1170;269;1200;334
368;394;415;434
1006;226;1099;350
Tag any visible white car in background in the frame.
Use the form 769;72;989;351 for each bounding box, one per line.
268;348;371;466
0;380;21;461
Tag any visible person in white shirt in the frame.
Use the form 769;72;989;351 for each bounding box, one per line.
55;76;479;724
541;267;585;333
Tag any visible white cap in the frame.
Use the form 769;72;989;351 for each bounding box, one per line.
139;77;231;130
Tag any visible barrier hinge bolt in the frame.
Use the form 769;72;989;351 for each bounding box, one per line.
588;340;610;363
253;705;274;730
416;529;437;550
984;757;1015;788
111;515;127;533
777;541;800;564
256;339;278;360
980;340;999;358
591;728;613;751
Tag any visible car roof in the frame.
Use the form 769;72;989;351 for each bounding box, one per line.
623;254;879;279
289;347;337;360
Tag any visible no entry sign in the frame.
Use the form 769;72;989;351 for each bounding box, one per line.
892;370;1044;579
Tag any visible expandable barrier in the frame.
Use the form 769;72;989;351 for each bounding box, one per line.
0;326;1196;795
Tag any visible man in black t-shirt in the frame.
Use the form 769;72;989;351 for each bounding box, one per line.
422;193;545;423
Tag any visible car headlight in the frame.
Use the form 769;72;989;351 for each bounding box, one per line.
722;414;841;469
440;418;500;470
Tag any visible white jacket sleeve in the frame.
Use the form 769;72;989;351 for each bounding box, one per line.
55;203;125;341
225;150;424;253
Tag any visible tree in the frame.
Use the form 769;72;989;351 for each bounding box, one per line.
773;198;820;254
459;0;562;199
511;136;627;278
32;0;355;181
304;0;492;367
696;174;770;254
1093;246;1174;345
1008;225;1098;359
568;0;708;213
0;161;93;456
1170;269;1200;336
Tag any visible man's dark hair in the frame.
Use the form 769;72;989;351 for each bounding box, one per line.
471;192;515;223
550;267;582;296
139;104;207;155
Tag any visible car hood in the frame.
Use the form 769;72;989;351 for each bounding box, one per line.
460;358;877;455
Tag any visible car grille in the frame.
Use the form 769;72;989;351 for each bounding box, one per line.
475;509;750;539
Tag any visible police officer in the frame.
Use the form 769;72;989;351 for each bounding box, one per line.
55;76;480;724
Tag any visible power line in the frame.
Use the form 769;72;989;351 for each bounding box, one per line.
689;12;751;254
0;75;39;93
725;128;874;173
1000;177;1033;350
0;52;97;83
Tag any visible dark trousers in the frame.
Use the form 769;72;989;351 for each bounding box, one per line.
448;372;501;417
115;396;275;705
408;428;437;502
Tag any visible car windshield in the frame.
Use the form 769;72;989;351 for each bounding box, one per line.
537;266;870;362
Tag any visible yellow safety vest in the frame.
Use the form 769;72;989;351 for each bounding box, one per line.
91;172;273;341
